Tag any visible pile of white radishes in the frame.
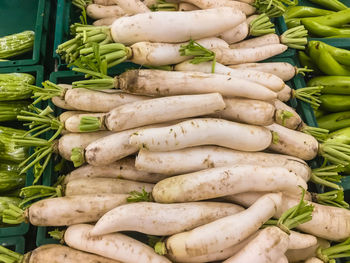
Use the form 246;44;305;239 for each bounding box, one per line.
11;1;350;263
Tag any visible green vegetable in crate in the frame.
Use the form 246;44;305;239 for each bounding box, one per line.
301;9;350;37
308;76;350;94
298;51;322;75
0;163;25;194
319;95;350;112
284;6;334;19
317;111;350;132
0;31;35;59
0;101;30;122
0;126;29;163
306;0;348;11
0;73;35;85
308;42;350;76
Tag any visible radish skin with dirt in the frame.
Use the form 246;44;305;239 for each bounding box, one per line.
180;0;255;14
64;157;168;184
110;7;246;45
209;97;276;126
64;224;171;263
86;4;126;19
152;165;306;203
21;194;129;226
174;60;285;92
65;178;154;196
129;118;273;152
130;37;228;66
164;193;282;258
91;202;244;236
229;62;302;81
135;146;311;181
76;93;226;132
119;70;277;101
21;244;122;263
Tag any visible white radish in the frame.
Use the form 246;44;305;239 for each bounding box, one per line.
227;192;350;241
64;224;171;263
219;21;249;44
64;157;167;184
210;98;275;126
110;7;246;45
276;255;289;263
119;70;277;101
222;226;289;263
86;4;126;19
113;0;150;14
181;0;255;15
273;99;303;130
59;111;87;123
277;84;293;102
288;231;317;250
86;93;226;132
91;202;244;236
229;62;298;81
94;0;117;5
212;44;288;65
178;2;199;11
93;17;120;26
64;88;149;112
130;37;228;66
65;113;105;133
129;118;273;152
65;178;154;196
229;33;280;49
267;123;319;160
27;244;121;263
305;258;323;263
165;193;282;258
57;131;113;161
174;60;285;91
25;194;128;226
52;84;76;110
152;165;306;203
286;238;330;262
135;146;311;181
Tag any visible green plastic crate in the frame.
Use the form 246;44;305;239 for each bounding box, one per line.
0;236;25;254
0;0;50;67
0;65;44;237
285;0;350;48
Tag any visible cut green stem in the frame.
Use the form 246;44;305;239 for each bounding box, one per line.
249;13;276;36
71;147;85;168
317;237;350;263
311;165;344;190
280;25;308;50
312;190;349;209
79;116;104;132
293;86;323;109
127;188;154;203
0;245;23;263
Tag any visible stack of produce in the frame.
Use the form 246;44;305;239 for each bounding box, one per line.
2;1;350;262
0;31;35;61
284;0;350;38
0;73;36;228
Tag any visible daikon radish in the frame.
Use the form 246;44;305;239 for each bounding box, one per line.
86;4;126;19
210;98;275;126
212;44;288;65
135;146;311;181
0;244;121;263
65;178;154;196
229;62;311;81
64;157;167;184
76;93;226;132
286;238;330;262
164;193;282;258
174;60;285;91
178;2;199;11
91;202;244;236
229;33;280;49
64;224;171;263
113;0;150;14
129;118;273;152
180;0;255;14
110;7;246;45
152;165;306;203
93;17;120;26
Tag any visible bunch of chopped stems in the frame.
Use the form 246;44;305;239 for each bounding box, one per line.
254;0;298;18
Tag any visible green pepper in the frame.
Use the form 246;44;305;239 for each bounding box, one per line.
317;111;350;131
303;20;350;37
320;94;350;112
284;6;334;19
309;41;350;67
298;51;322;74
309;42;350;76
285;18;301;28
308;76;350;94
327;127;350;144
314;108;327;118
307;0;348;11
302;9;350;27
